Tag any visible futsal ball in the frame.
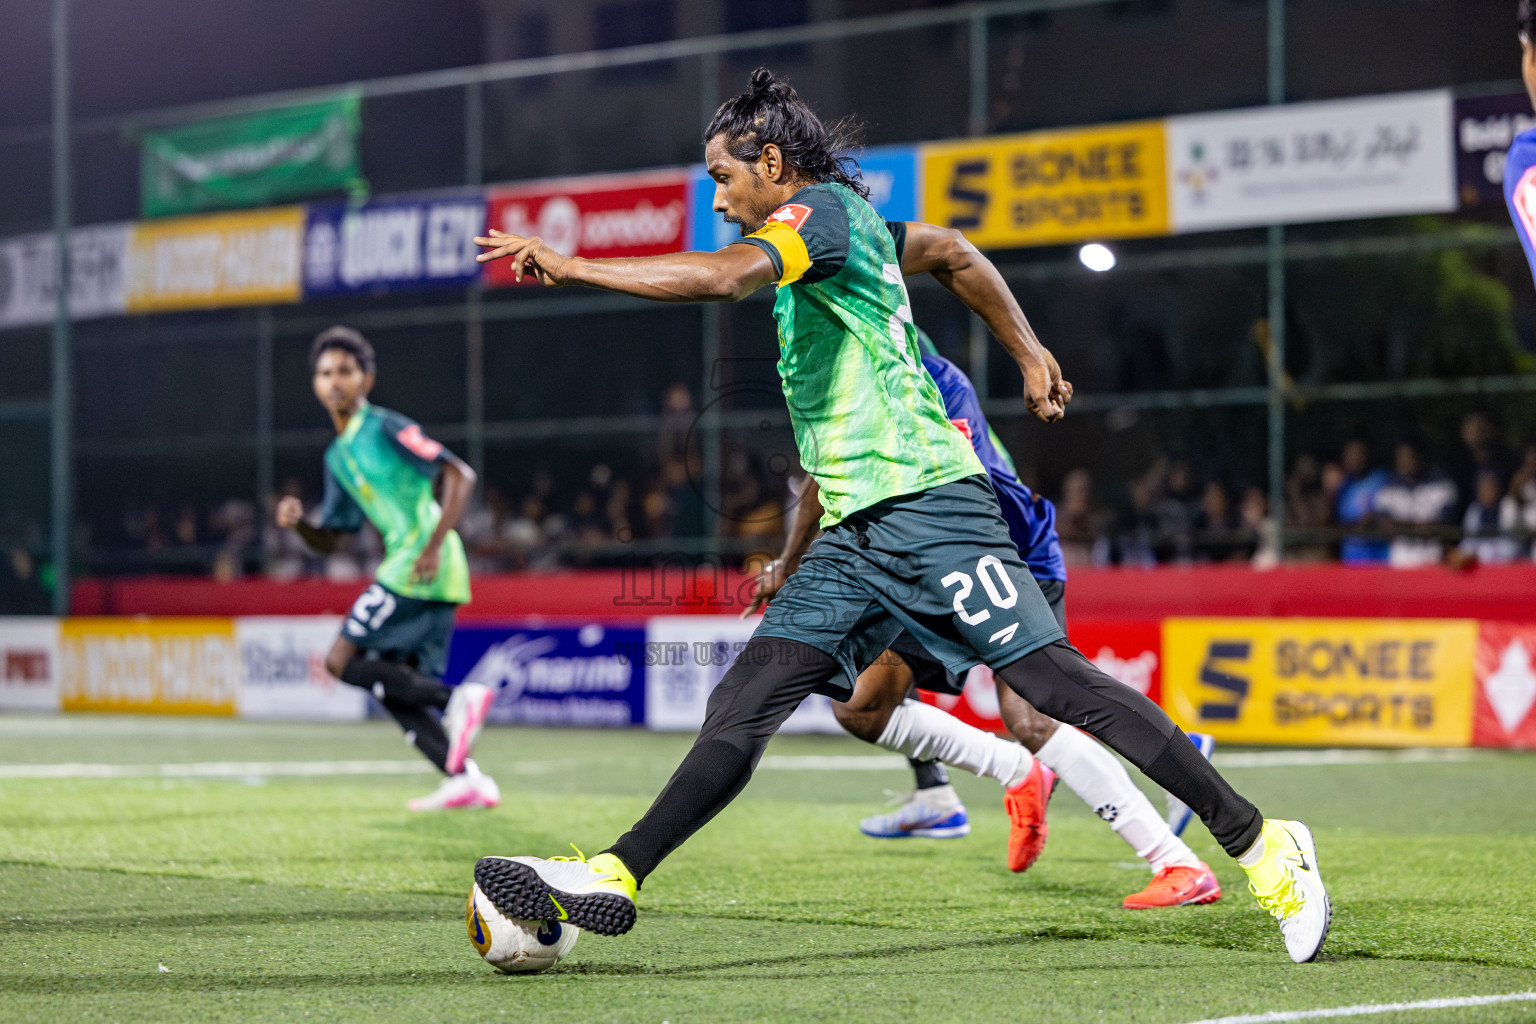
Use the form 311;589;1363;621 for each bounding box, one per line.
466;883;580;973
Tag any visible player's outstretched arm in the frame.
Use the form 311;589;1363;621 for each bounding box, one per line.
743;476;824;617
474;229;779;303
274;495;343;555
413;454;477;584
897;221;1072;422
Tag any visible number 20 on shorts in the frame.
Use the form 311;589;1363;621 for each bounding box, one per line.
942;556;1021;645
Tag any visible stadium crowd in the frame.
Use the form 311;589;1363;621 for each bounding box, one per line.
13;402;1536;589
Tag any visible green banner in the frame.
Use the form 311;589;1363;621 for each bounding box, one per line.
140;94;366;218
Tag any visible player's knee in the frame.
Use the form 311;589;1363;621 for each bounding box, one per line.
1001;696;1058;751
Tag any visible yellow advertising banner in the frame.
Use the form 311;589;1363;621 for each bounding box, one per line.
126;206;304;312
921;121;1169;248
59;618;239;715
1162;618;1476;747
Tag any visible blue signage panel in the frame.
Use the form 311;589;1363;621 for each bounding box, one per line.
687;144;917;251
303;196;486;297
444;623;646;728
1455;93;1536;212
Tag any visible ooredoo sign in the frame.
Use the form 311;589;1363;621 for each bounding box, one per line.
482;171;688;287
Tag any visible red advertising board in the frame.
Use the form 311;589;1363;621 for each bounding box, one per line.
1473;622;1536;748
920;619;1162;733
482;170;689;287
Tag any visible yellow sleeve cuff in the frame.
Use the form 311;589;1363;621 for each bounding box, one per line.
747;221;812;286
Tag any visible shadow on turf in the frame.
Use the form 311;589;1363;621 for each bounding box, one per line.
3;905;440;934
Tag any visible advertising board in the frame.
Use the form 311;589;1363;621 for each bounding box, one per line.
0;618;60;712
483;171;688;288
0;224;131;329
445;622;646;727
921;121;1169;248
1472;622;1536;749
303;196;484;297
1161;618;1476;747
235;616;364;721
1168;91;1456;233
58;618;240;715
125;207;305;311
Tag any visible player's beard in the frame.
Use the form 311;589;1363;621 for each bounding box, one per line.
723;173;773;234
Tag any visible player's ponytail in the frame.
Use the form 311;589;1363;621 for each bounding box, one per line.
705;67;870;200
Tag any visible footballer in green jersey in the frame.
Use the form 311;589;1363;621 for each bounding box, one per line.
469;69;1329;964
274;326;500;812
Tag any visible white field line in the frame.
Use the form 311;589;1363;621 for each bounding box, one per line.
759;755;909;771
0;760;436;780
1182;991;1536;1024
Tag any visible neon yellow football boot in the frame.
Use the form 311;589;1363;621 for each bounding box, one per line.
1243;819;1331;963
474;847;638;936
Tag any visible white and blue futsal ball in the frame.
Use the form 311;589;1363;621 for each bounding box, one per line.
466;882;580;973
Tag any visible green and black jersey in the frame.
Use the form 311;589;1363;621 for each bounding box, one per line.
733;182;983;527
317;401;471;604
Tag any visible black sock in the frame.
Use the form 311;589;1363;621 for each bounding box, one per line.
384;701;451;773
910;758;950;790
339;658;453;772
608;739;754;881
341;658;452;711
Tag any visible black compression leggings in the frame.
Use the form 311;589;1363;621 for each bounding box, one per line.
607;635;1264;885
607;637;836;882
994;640;1262;857
340;658;453;773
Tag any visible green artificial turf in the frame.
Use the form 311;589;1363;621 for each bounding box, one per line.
0;714;1533;1023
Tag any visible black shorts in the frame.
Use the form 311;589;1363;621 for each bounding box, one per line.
756;475;1067;695
341;582;458;678
890;578;1067;697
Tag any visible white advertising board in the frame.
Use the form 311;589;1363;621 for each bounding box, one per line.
1168;90;1455;232
236;616;365;721
644;616;842;735
0;617;60;712
0;224;131;328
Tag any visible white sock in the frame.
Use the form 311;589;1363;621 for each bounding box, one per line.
915;783;962;809
1035;726;1200;873
1237;834;1265;868
875;699;1033;788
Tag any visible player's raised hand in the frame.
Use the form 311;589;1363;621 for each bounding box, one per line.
473;229;573;286
274;495;305;529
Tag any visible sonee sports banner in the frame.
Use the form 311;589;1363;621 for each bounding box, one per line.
1161;618;1476;747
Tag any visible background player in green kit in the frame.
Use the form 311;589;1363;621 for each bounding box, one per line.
274;326;499;812
471;69;1330;963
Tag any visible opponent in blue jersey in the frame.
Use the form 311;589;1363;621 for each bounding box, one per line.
1507;2;1536;284
751;337;1221;910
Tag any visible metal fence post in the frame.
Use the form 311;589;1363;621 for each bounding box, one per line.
255;307;274;522
50;0;72;616
466;81;486;477
1265;0;1287;560
968;8;989;138
700;53;722;548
